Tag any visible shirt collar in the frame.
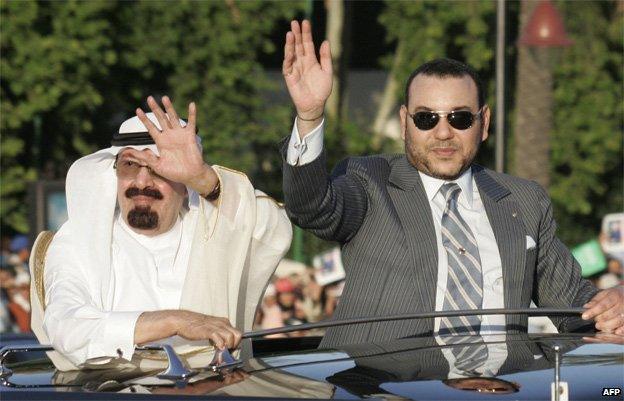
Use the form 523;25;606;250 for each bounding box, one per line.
418;168;474;209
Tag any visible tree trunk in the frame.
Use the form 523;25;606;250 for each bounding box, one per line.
372;40;404;149
512;0;553;189
325;0;344;122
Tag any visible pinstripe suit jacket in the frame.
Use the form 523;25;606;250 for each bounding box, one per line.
281;145;598;347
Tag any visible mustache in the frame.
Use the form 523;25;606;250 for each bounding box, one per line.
125;187;163;200
428;141;460;150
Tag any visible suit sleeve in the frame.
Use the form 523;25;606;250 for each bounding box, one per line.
280;138;368;243
531;184;598;332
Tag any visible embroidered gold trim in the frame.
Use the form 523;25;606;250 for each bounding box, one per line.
32;231;55;310
256;195;285;208
215;165;248;178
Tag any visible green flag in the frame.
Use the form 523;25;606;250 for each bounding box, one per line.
572;239;607;277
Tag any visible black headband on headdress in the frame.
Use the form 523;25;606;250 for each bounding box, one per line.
110;131;156;146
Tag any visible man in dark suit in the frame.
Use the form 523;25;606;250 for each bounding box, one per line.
280;20;624;347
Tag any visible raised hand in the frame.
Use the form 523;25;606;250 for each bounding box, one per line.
135;96;218;196
282;20;332;121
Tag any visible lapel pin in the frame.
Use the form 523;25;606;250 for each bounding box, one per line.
512;212;518;218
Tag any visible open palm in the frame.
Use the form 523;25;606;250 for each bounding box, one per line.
134;96;206;186
282;20;333;118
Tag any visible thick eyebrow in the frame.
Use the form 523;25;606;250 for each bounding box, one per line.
117;148;144;160
412;105;474;112
117;153;140;163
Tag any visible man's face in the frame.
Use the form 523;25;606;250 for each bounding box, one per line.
399;75;490;180
443;377;519;394
116;148;187;236
278;291;295;308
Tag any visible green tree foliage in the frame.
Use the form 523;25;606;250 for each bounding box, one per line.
1;0;117;232
1;0;302;234
549;1;623;245
378;0;622;246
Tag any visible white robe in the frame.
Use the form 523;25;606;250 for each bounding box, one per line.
30;147;292;371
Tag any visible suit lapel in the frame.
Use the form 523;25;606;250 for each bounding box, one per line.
473;166;526;311
388;156;438;313
385;161;527;323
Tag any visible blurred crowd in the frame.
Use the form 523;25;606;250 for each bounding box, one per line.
253;268;344;337
589;233;623;290
0;235;31;333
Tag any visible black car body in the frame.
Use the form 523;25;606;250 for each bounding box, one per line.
1;314;623;401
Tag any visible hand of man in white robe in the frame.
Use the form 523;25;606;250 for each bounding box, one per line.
135;310;242;350
134;96;220;199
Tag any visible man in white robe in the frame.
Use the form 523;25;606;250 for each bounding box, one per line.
30;96;292;370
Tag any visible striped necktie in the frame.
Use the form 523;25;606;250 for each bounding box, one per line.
438;182;489;373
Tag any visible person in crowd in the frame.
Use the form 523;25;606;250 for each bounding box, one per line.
300;270;324;323
257;283;286;337
597;258;624;290
8;235;30;287
1;236;31;333
1;235;13;269
275;277;297;323
9;235;30;266
279;20;623;347
322;281;342;318
0;267;17;333
7;282;30;332
290;295;309;325
598;231;624;289
32;96;292;369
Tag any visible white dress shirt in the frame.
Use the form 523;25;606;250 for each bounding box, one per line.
286;119;506;334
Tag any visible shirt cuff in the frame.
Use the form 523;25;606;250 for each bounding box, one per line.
286;117;324;166
87;311;142;363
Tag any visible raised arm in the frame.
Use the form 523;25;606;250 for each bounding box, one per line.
281;20;368;243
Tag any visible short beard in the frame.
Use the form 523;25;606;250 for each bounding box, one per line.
127;206;159;230
404;128;478;180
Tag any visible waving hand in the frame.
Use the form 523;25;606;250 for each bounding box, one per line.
282;20;332;122
135;96;219;197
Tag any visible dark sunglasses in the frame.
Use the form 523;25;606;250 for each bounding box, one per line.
408;108;482;131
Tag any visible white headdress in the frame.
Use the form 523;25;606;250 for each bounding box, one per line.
62;113;200;307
